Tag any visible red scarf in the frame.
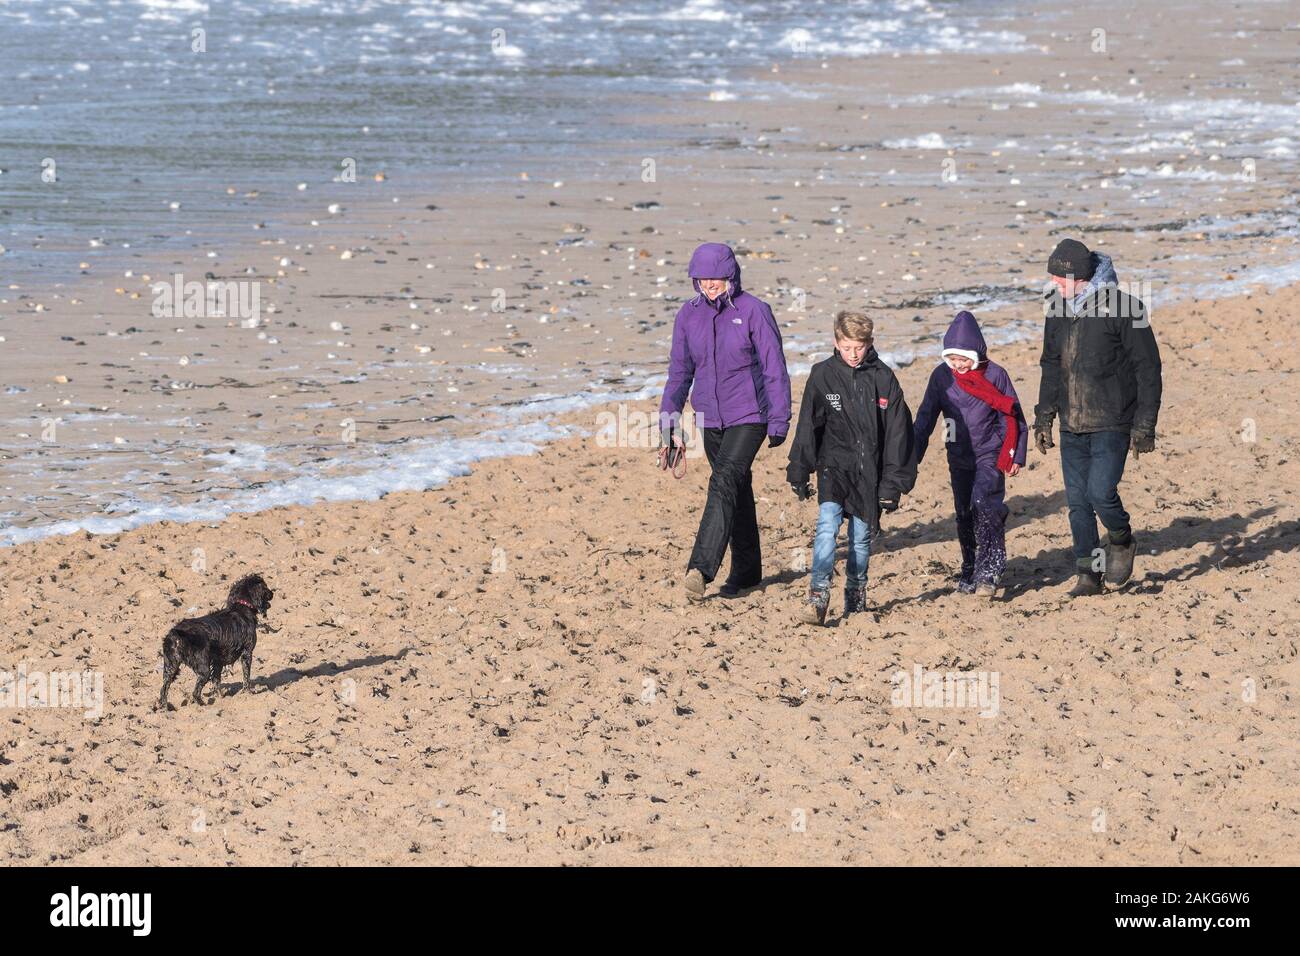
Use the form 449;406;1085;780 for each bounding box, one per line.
953;366;1019;475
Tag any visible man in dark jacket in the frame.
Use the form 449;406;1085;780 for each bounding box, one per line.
787;311;916;624
1033;238;1162;597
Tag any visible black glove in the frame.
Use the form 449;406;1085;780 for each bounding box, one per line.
878;495;899;513
791;481;812;501
1033;420;1055;455
1130;429;1155;460
767;433;786;449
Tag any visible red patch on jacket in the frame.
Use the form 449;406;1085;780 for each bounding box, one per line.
877;397;889;409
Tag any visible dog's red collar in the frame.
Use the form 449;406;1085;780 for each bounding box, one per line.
234;598;256;610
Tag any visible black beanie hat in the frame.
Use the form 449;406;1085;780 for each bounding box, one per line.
1048;238;1094;280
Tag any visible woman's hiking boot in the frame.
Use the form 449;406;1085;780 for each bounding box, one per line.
719;576;761;598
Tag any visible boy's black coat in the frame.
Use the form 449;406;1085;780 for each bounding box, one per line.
786;349;916;527
1034;286;1162;436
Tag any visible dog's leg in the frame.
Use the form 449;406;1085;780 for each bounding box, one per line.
192;675;207;705
211;661;225;700
159;655;179;712
241;650;254;694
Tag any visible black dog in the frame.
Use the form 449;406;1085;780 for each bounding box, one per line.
159;573;274;710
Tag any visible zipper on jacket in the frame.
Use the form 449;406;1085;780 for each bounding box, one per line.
711;309;723;428
854;364;866;468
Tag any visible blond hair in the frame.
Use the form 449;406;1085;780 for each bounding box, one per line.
833;310;874;343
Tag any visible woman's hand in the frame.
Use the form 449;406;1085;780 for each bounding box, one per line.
1006;463;1020;477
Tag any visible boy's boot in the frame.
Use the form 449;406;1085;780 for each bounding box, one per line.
800;587;830;625
1069;570;1104;598
683;568;706;603
844;583;867;616
1101;531;1136;587
974;581;997;600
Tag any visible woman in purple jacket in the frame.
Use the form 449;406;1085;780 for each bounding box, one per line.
913;311;1028;597
659;242;792;602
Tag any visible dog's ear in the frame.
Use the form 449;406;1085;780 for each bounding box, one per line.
230;573;261;607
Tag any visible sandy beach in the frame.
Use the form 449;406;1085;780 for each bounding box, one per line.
3;277;1298;865
2;0;1299;865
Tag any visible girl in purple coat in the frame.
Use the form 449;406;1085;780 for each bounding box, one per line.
659;242;792;603
913;311;1028;597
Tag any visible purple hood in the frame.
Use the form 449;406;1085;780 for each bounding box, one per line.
660;243;792;437
688;241;742;307
941;310;987;364
914;311;1028;468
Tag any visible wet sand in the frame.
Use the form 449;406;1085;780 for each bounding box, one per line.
3;0;1298;539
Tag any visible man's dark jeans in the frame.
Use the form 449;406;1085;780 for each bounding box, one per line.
688;423;767;585
1059;429;1132;570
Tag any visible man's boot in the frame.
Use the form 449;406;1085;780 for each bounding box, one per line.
1102;532;1136;587
844;583;867;616
1069;570;1104;598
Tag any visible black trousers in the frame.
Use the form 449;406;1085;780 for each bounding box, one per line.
688;423;767;584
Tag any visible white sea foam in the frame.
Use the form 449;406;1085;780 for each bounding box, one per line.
0;424;572;548
1119;131;1197;154
1179;257;1300;304
1121;164;1252;182
883;132;952;149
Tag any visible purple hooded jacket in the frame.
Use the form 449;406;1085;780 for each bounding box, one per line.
913;311;1028;470
659;243;792;438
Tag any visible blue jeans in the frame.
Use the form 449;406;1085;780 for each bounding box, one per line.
1059;430;1131;569
811;501;871;592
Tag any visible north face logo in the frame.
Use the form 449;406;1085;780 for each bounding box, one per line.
826;393;842;412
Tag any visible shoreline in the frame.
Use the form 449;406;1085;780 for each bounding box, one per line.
0;259;1293;551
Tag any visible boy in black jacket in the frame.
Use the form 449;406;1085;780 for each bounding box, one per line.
787;311;916;625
